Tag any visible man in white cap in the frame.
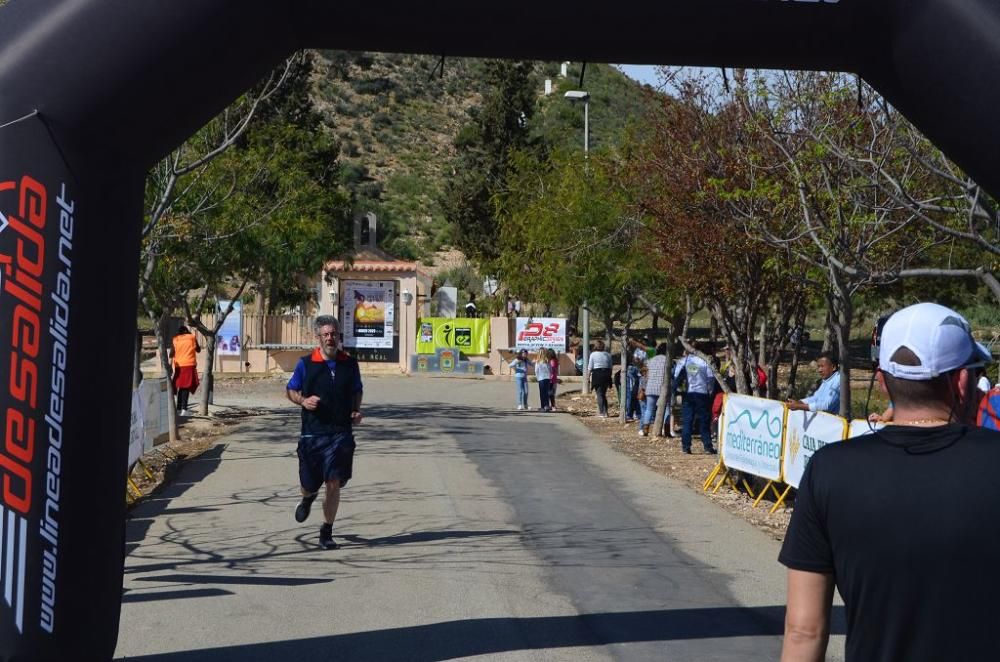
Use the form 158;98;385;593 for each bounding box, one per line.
779;302;998;661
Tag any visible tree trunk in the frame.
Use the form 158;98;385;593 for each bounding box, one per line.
787;307;807;396
568;305;579;339
829;270;853;418
822;294;835;353
620;322;630;424
758;316;767;373
156;312;179;443
199;333;217;416
681;294;693;338
653;338;675;438
603;314;615;351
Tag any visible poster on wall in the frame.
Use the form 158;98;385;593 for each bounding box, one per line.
415;318;491;355
217;300;242;355
343;280;394;349
515;317;567;351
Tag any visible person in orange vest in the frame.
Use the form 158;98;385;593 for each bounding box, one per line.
169;326;201;416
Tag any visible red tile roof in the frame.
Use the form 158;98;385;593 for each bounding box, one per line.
325;259;422;274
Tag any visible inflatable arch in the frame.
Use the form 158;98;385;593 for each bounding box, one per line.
0;0;998;658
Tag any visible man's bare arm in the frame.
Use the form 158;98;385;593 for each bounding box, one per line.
781;569;834;662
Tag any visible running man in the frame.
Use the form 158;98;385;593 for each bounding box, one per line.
286;315;363;550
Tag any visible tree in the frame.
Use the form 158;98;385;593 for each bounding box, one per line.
497;143;684;425
630;71;810;403
498;147;671;338
442;60;539;266
735;70;994;415
141;52;351;423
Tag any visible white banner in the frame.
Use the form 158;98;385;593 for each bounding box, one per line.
128;390;145;466
139;378;168;451
343;280;395;349
848;419;884;438
514;317;567;351
217;300;243;356
720;394;785;481
783;410;848;489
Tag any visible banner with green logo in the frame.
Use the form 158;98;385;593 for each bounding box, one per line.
416;318;490;355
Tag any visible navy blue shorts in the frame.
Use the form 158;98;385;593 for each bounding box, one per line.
297;431;355;492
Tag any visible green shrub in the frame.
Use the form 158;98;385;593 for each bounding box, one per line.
335;99;357;117
371;111;393;129
352;78;396;95
961;303;1000;331
342;141;361;158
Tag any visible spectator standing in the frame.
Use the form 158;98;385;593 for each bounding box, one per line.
636;363;649;433
785;352;841;415
710;355;726;433
639;343;668;436
588;340;613;417
534;350;553;412
169;326;201;416
780;302;998;661
625;352;644;422
673;348;718;454
464;294;477;318
508;349;532;410
546;348;560;410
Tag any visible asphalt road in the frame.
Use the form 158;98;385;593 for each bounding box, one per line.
115;376;845;661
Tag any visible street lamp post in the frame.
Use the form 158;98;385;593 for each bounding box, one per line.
565;90;590;394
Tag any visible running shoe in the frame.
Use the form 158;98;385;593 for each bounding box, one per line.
319;523;339;550
295;493;317;523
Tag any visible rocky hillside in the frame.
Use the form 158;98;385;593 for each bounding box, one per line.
309;51;662;264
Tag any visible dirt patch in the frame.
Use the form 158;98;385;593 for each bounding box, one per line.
556;389;791;541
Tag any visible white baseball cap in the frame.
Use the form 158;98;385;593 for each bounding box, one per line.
879;303;992;380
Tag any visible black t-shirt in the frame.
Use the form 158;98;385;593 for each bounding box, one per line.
780;423;1000;661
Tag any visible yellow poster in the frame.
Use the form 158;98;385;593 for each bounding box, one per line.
416;318;490;355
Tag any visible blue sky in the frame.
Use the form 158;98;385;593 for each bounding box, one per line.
616;64;661;87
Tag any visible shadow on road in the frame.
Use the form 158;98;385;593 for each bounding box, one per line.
338;528;516;547
121;587;234;604
126;444;228;556
120;605;846;661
